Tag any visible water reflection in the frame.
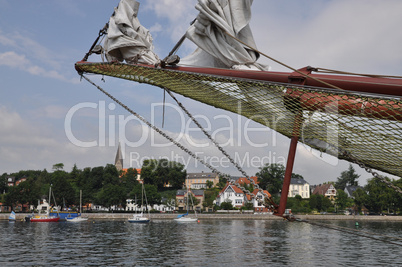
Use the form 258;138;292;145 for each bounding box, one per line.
0;219;401;266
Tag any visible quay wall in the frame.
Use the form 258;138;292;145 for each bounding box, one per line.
1;213;402;221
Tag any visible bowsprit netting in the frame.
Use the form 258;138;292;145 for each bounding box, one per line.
75;62;402;178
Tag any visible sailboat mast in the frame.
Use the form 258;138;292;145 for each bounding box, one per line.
48;186;51;206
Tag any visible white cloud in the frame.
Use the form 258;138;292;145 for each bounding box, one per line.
0;51;68;81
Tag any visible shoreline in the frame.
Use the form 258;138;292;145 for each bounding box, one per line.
1;213;401;221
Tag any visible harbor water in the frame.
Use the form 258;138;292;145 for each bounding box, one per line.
1;219;401;266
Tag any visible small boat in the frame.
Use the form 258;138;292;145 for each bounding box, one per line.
174;178;199;223
128;212;150;223
128;183;150;223
174;212;198;223
8;211;16;222
29;186;60;222
66;215;88;223
66;190;88;223
30;212;60;223
49;207;79;221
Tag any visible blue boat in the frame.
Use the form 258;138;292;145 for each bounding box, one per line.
49;208;79;221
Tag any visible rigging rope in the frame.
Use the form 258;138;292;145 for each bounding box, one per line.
80;74;276;209
223;30;343;90
313;67;402;79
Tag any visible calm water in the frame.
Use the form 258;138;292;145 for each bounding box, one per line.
1;219;401;266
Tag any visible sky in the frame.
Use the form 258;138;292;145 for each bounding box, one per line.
1;0;401;186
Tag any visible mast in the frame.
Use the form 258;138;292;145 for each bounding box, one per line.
48;185;51;207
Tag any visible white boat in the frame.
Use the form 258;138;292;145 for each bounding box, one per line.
66;190;88;223
9;211;16;222
128;183;150;223
174;179;199;223
174;213;198;223
29;186;60;222
66;216;88;223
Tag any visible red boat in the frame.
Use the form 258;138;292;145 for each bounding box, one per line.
30;215;60;223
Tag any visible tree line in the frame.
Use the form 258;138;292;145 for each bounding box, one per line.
1;159;187;212
1;161;401;214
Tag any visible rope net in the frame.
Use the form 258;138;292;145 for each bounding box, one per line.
76;62;402;178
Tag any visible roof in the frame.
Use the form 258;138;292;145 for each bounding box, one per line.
187;172;217;179
345;185;361;196
312;184;335;195
121;168;141;175
236;176;258;185
290;178;309;185
245;188;272;201
176;189;204;197
219;183;244;196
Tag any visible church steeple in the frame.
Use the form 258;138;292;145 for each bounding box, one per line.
115;142;123;171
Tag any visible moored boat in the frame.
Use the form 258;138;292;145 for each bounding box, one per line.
8;211;16;222
28;185;60;222
128;183;150;224
66;190;88;222
49;208;79;221
30;213;60;223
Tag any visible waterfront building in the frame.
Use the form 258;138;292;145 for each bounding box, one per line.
186;172;219;189
288;178;310;199
176;189;204;212
312;183;337;201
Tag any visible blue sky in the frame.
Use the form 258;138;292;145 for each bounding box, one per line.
1;0;401;186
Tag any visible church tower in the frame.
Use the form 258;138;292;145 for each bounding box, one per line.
114;143;123;171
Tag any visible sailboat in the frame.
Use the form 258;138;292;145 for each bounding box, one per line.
30;186;60;222
66;190;88;222
174;179;198;223
128;182;150;223
8;211;16;222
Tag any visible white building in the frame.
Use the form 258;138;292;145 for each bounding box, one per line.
288;178;310;199
215;183;245;208
215;177;272;212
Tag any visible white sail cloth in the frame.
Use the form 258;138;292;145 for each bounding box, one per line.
103;0;159;65
180;0;268;70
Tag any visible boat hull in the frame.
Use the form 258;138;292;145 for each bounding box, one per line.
128;216;150;223
30;217;60;222
174;217;198;223
66;217;88;222
49;211;79;221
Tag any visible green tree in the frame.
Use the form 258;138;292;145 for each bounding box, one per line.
203;188;220;211
4;186;19;210
52;163;64;171
335;189;349;210
0;173;7;194
141;159;186;190
220;200;233;210
206;180;214;189
352;188;367;213
335;164;360;190
96;184;125;209
309;194;332;212
256;163;285;195
129;183;160;206
364;177;399;214
17;178;40;211
51;170;75;207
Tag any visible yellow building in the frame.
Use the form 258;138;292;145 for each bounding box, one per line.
185;172;219;189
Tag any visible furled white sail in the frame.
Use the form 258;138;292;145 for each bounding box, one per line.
103;0;160;65
180;0;268;70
